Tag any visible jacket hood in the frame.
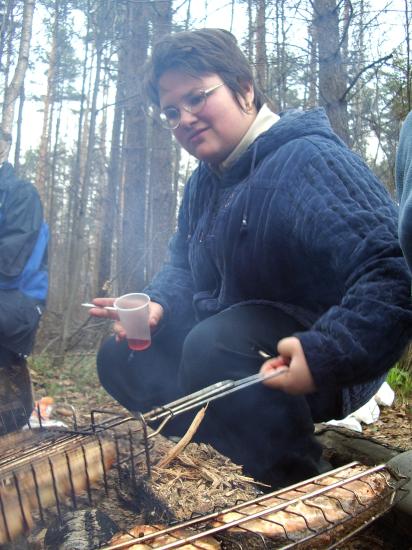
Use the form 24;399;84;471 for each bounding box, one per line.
201;107;345;186
188;107;346;236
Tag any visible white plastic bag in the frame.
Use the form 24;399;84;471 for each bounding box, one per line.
325;416;363;432
324;381;395;433
374;381;395;406
352;397;380;425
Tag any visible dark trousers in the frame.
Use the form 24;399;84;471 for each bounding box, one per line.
0;346;33;434
97;304;340;487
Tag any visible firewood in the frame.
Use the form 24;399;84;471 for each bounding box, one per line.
315;424;403;466
0;437;115;544
44;509;119;550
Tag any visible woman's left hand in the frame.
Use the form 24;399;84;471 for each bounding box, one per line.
259;336;317;395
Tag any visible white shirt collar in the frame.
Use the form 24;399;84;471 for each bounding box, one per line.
219;104;279;171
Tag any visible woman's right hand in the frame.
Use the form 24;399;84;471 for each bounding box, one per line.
88;298;164;342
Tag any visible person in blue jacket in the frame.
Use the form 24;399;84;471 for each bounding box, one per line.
91;29;412;488
0;129;48;433
396;109;412;274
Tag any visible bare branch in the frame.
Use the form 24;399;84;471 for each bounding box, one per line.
342;52;393;103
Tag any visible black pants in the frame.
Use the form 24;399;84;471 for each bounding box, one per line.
97;304;340;487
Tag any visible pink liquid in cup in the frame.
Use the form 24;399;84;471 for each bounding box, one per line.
114;293;151;351
127;338;151;351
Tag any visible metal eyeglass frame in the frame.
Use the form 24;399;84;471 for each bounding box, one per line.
158;83;224;130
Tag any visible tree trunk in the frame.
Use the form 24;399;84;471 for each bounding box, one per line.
313;0;350;144
35;0;60;205
146;1;173;280
0;0;17;70
63;13;90;315
1;0;35;137
278;0;287;111
60;42;102;358
13;83;24;169
405;0;412;112
350;0;366;155
119;1;149;293
97;50;124;296
246;0;253;64
255;0;267;94
306;15;318;108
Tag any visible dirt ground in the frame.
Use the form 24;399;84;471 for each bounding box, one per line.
29;358;412;550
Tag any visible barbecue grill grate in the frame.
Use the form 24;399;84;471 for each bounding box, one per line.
0;409;153;544
103;461;408;550
0;409;408;548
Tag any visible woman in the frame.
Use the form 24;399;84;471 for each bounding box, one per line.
91;29;412;488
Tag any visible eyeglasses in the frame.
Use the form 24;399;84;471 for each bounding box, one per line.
156;83;224;130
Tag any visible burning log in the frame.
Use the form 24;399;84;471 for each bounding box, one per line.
44;509;119;550
0;431;116;545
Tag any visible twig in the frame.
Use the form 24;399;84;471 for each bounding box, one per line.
157;405;207;469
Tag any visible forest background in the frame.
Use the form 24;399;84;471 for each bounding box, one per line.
1;0;412;389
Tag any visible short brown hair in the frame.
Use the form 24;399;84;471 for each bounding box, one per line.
143;28;265;111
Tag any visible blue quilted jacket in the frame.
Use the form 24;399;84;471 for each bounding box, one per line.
396;110;412;273
146;108;412;416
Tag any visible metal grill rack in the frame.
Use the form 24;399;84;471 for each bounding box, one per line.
103;461;408;550
0;402;408;547
0;409;153;544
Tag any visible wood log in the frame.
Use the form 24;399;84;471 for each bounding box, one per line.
315;424;404;466
0;436;116;544
44;509;119;550
315;424;412;536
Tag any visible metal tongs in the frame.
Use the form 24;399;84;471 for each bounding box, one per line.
138;367;287;430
